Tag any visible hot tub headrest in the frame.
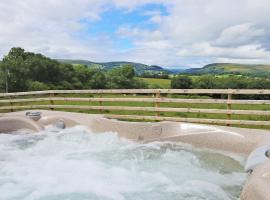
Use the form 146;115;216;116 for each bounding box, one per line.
0;116;43;133
245;145;270;173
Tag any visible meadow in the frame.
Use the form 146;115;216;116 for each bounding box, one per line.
136;77;171;89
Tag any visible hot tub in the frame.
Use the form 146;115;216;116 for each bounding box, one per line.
1;110;270;200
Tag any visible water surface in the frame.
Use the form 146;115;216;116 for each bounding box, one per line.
0;126;247;200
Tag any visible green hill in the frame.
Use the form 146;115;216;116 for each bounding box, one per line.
58;60;270;77
57;59;170;75
185;63;270;76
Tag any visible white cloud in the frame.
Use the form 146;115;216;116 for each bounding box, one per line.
214;23;266;47
0;0;111;59
116;0;270;67
180;43;270;59
113;0;164;10
0;0;270;67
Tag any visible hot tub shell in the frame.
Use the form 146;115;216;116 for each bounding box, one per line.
1;110;270;200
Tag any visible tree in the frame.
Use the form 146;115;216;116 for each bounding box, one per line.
193;75;216;89
27;81;49;91
90;71;106;89
121;64;135;79
1;47;30;91
0;47;86;91
171;75;192;89
106;65;137;89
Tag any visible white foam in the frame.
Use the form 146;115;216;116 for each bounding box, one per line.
0;126;247;200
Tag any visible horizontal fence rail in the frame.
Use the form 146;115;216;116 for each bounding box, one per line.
0;89;269;128
0;97;270;105
1;89;270;97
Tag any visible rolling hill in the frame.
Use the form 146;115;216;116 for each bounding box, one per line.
57;59;171;75
184;63;270;76
58;59;270;77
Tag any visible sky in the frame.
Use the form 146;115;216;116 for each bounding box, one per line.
0;0;270;68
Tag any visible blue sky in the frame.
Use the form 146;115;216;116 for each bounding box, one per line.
88;4;167;34
82;3;168;50
0;0;270;68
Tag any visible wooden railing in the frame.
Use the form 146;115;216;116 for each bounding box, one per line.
0;89;270;127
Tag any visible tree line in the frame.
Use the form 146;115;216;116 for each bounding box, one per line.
0;47;269;93
139;71;169;79
171;74;270;99
171;74;270;89
0;47;146;92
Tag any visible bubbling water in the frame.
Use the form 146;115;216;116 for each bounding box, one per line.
0;126;247;200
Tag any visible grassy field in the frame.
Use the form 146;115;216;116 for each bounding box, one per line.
137;77;171;88
191;63;270;75
0;93;269;130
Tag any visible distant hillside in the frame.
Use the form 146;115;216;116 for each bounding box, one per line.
169;68;186;74
57;60;270;77
184;63;270;76
57;59;171;75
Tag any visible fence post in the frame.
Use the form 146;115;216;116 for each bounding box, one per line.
50;92;54;110
99;94;103;114
227;91;232;126
155;90;161;117
9;96;13;112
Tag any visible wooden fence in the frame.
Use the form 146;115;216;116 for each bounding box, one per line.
0;89;270;127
